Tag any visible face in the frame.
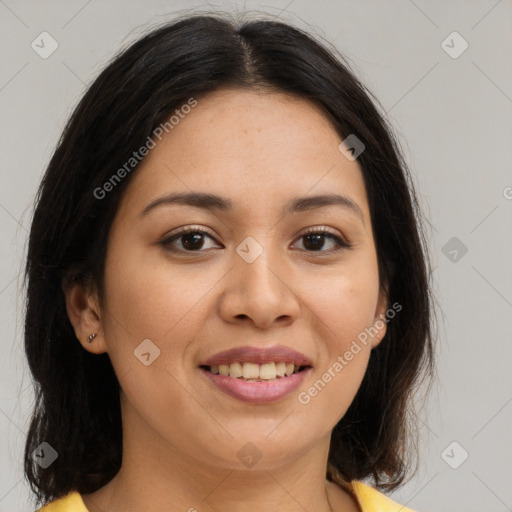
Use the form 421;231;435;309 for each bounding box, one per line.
68;88;387;471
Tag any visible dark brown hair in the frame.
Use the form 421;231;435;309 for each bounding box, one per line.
23;12;435;507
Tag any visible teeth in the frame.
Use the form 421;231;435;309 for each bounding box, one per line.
275;362;286;377
207;361;305;379
229;362;243;378
259;362;276;380
242;362;260;379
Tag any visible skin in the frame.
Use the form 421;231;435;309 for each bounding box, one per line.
65;88;388;512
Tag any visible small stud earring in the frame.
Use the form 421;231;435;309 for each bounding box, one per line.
87;332;98;343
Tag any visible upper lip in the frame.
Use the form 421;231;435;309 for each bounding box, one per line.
200;345;313;367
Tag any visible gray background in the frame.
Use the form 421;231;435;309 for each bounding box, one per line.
1;1;511;511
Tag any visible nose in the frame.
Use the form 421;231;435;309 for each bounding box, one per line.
218;245;301;329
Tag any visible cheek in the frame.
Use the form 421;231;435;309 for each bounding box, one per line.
102;246;217;342
295;258;379;422
297;348;371;433
305;259;380;348
296;296;375;435
99;252;221;451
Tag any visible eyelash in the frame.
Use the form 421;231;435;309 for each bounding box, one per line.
159;225;353;255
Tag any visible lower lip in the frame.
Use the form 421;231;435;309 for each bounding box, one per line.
199;367;311;404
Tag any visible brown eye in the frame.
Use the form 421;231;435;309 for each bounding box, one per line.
160;226;352;255
160;227;220;252
293;227;352;254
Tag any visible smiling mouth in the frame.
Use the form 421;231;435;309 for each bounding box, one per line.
200;362;311;382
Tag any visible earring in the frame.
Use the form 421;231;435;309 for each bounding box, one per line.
87;332;98;343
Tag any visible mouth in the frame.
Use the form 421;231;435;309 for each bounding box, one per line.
199;362;311;382
198;345;313;403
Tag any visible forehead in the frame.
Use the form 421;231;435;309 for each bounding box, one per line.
118;88;370;220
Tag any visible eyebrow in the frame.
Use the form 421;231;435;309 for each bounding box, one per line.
140;191;364;222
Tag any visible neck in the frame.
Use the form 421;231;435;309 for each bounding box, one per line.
81;396;359;512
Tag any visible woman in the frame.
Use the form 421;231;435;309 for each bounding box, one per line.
24;13;435;512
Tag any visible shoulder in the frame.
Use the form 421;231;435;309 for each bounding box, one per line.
36;491;89;512
351;481;418;512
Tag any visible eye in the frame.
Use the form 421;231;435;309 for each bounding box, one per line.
292;227;352;254
159;225;352;254
159;226;220;253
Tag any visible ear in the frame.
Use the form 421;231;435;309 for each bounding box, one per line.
62;274;107;354
370;285;389;349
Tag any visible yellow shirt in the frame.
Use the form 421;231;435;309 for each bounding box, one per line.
37;480;417;511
